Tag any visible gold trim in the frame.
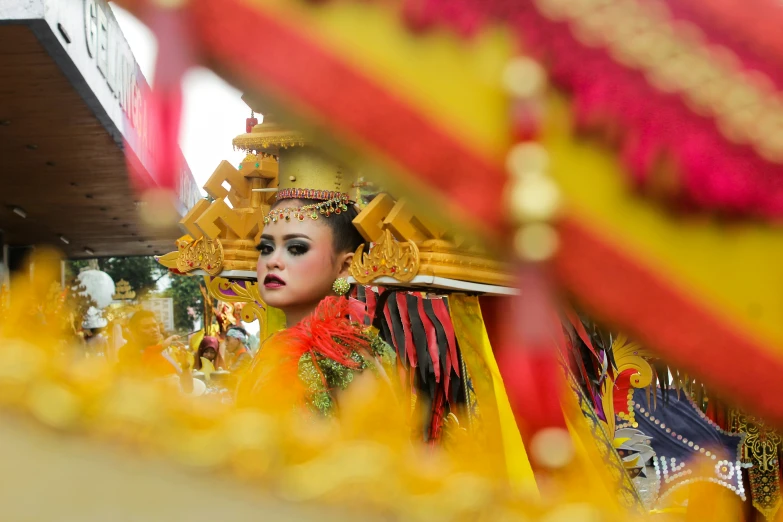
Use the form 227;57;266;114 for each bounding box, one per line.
232;133;306;152
156;250;179;270
419;250;513;287
350;229;420;284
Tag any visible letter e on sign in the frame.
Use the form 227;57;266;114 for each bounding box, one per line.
97;4;109;77
84;0;98;58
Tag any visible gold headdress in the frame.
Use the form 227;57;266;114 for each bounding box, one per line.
263;147;357;224
159;102;513;299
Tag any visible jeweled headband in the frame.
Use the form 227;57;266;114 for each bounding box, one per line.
263;188;351;224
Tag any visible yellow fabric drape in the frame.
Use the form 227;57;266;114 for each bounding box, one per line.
449;294;538;495
562;385;640;514
263;306;287;340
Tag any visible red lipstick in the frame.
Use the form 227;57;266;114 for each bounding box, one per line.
264;274;286;289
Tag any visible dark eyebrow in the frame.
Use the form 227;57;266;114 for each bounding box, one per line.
259;233;311;242
283;234;311;240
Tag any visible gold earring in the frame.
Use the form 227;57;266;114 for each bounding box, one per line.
332;277;350;296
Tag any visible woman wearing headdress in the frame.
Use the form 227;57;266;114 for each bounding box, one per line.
237;147;397;416
230;141;534;487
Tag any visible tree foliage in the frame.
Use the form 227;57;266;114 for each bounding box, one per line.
65;257;167;298
164;275;204;333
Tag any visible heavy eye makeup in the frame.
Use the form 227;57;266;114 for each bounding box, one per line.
286;240;309;256
256;234;311;257
256;239;274;256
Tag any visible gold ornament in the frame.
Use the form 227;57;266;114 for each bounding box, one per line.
111;279;136;301
350;194;511;288
264;193;350;224
350;229;420;285
601;334;654;437
176;237;225;276
731;411;782;520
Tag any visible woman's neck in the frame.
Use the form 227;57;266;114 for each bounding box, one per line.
283;303;318;329
283;293;342;328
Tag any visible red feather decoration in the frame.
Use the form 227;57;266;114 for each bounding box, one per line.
278;296;369;369
239;297;370;405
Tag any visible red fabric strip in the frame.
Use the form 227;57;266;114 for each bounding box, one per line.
417;295;441;383
564;307;597;359
365;287;377;323
432;298;459;378
396;292;417;368
428;384;447;445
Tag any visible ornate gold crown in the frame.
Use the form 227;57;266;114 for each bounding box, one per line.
176;236;225;276
263;147;358;224
351;229;419;284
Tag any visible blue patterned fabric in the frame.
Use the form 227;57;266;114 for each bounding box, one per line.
623;387;746;504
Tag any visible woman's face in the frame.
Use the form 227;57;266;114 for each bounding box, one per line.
203;347;217;362
257;201;352;320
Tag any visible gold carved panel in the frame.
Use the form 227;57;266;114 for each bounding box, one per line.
203;160;253;208
204;276;266;325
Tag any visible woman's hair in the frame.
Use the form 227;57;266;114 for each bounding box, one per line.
271;198;365;254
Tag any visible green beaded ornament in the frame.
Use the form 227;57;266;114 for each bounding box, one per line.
332;277;350;296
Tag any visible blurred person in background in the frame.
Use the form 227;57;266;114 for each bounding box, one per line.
82;307;109;358
224;325;251;373
193;335;223;371
118;310;180;376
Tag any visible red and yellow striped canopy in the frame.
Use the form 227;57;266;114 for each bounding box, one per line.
120;0;783;424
